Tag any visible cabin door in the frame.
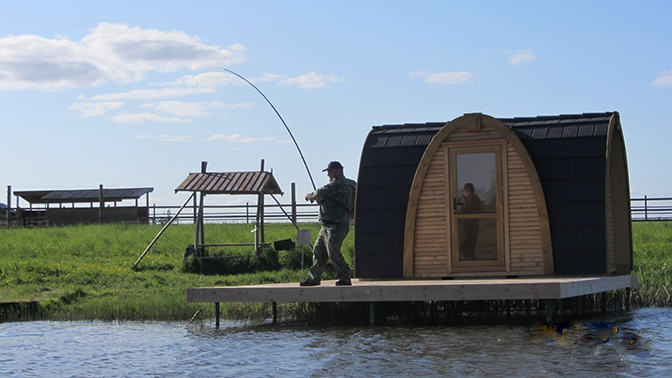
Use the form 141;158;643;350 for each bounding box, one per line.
448;144;506;272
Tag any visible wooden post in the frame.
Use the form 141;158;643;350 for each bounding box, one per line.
215;302;220;329
545;299;553;324
6;185;10;222
625;288;631;311
195;162;207;257
272;302;278;324
259;159;265;245
291;183;297;225
369;302;376;326
133;192;195;269
192;195;197;224
99;184;104;224
577;296;583;316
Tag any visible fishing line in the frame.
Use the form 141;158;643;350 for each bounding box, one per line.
198;67;316;190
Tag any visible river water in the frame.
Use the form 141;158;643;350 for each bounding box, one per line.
1;307;671;377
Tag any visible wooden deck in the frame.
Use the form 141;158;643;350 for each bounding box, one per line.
187;275;638;304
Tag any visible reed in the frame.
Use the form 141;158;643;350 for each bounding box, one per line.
0;221;668;321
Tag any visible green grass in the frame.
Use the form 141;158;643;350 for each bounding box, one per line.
631;221;672;307
0;222;353;321
0;221;669;322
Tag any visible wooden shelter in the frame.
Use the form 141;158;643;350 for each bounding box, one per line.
11;186;153;225
355;112;632;279
175;161;283;255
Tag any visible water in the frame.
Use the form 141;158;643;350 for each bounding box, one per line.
2;308;672;377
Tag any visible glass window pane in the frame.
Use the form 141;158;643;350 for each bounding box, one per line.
458;218;498;261
456;152;497;213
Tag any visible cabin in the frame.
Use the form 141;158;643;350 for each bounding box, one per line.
355;112;632;279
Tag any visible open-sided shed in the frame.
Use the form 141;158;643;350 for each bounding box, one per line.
12;186;153;225
355;112;632;279
174;161;283;254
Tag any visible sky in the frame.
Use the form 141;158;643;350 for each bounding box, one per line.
1;0;671;208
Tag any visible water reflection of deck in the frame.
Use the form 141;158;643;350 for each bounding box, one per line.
187;275;638;326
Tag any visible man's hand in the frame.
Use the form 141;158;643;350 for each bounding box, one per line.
305;193;313;202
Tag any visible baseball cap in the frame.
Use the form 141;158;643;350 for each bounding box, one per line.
322;161;343;172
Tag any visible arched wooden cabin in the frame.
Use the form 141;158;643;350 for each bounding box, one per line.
355;112;632;278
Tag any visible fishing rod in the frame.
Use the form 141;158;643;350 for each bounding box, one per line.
201;67;317;191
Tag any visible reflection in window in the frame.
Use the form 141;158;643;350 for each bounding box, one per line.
456;153;497;213
458;218;498;261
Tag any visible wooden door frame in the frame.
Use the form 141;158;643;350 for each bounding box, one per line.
403;113;554;278
445;141;507;273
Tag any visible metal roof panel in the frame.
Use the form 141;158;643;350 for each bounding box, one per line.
175;171;282;195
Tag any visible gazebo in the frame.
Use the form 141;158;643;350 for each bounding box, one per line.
175;161;284;256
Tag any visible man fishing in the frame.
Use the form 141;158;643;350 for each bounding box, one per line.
300;161;353;286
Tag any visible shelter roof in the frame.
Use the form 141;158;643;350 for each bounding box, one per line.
175;171;283;195
14;187;154;204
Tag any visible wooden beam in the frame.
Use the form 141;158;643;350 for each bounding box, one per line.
187;275;638;304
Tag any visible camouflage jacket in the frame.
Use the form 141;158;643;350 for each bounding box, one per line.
309;176;352;223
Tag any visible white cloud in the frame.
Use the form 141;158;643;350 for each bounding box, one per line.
113;112;192;124
412;71;477;85
280;71;343;89
0;22;247;91
146;101;210;117
652;70;672;87
209;101;253;110
136;100;251;117
68;101;124;117
255;73;287;82
88;86;215;101
206;133;277;143
505;50;537;65
166;71;243;87
135;134;195;142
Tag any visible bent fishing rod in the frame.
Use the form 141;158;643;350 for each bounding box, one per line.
201;67;316;191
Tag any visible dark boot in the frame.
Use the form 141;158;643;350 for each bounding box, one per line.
335;276;352;286
300;278;321;287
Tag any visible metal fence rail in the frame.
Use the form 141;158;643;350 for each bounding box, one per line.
5;198;672;226
631;197;672;221
149;202;319;224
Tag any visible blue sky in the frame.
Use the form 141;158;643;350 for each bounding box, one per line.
1;1;671;207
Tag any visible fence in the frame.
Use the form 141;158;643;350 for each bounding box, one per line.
630;197;672;221
4;197;672;227
149;202;319;225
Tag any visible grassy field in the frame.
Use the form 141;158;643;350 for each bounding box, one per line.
0;221;669;322
0;222;351;321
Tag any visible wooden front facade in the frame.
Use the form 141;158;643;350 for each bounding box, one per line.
355;112;632;279
404;114;552;277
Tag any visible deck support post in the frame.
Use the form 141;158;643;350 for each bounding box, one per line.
577;296;583;316
369;302;375;326
215;302;220;329
545;299;553;324
272;302;278;324
601;292;607;314
625;288;631;311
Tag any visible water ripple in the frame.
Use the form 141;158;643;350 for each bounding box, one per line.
1;309;671;377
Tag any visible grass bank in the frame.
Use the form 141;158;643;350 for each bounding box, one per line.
0;222;351;322
0;221;669;322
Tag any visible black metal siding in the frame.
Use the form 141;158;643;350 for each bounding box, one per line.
355;123;444;278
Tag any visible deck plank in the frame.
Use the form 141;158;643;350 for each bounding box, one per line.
187;275;638;303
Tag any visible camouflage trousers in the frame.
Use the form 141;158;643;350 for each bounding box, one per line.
307;219;351;282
